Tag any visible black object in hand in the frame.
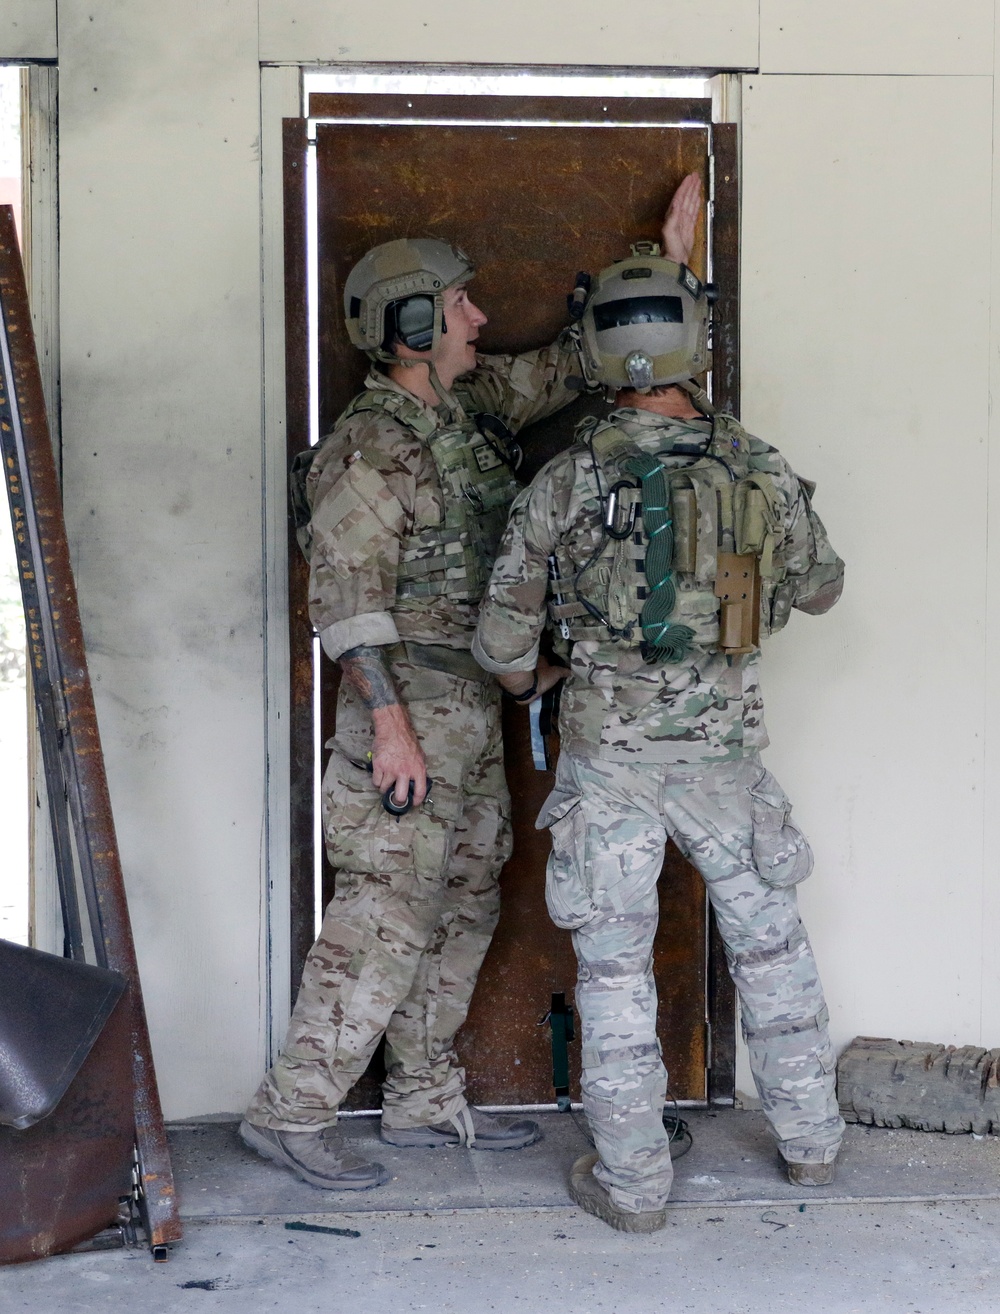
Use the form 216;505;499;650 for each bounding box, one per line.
364;757;433;815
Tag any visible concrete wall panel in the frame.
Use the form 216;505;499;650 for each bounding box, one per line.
57;0;266;1118
259;0;759;69
740;75;993;1093
761;0;993;75
0;1;56;61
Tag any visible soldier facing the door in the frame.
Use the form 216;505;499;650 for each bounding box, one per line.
472;234;846;1230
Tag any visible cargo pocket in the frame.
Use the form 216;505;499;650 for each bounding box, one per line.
748;767;814;889
537;788;597;930
322;755;381;872
324;753;451;892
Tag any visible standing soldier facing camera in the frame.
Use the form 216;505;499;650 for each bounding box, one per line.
473;218;846;1230
241;178;705;1190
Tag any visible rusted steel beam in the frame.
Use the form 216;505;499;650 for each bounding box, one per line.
283;119;315;996
706;122;740;1101
0;205;181;1256
308;92;713;126
710;123;740;419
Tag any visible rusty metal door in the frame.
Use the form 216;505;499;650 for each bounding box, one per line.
286;94;739;1106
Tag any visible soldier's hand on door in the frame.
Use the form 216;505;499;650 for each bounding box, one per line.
662;172;703;266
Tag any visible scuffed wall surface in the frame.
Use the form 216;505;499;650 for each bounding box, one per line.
760;0;992;74
259;0;759;68
0;2;56;61
739;71;993;1097
42;0;1000;1117
57;1;266;1117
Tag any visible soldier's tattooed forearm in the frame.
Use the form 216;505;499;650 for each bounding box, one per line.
340;645;399;710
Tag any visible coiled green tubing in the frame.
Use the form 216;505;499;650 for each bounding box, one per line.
624;453;694;664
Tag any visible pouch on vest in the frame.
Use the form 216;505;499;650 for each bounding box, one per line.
549;416;787;659
715;552;761;654
734;474;782;578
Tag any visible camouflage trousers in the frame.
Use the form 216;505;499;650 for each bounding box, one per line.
538;751;844;1214
247;661;510;1132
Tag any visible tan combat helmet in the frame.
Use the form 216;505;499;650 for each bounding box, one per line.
578;241;712;393
343;237;475;364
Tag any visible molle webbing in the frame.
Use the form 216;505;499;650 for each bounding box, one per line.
396;525;469;598
547;415;784;657
344;387;517;606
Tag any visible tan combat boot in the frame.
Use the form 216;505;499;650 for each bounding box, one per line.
240;1120;389;1190
568;1153;669;1233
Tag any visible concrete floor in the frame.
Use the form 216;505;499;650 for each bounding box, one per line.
2;1111;1000;1312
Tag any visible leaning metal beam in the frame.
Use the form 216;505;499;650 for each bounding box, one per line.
0;205;181;1256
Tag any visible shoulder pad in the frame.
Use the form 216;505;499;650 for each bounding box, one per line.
586;419;637;466
340;388;439;440
710;413;753;457
288;446;317;532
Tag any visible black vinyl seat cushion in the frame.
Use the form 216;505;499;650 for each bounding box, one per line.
0;938;126;1130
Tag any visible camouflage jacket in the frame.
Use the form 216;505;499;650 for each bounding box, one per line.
303;334;581;661
472;409;844;764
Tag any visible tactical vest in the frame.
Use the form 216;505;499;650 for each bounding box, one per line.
300;387;520;607
547;414;787;661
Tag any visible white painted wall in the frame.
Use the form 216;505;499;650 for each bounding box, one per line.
740;71;995;1099
258;0;759;69
56;1;267;1117
760;0;992;74
0;1;997;1116
0;1;56;61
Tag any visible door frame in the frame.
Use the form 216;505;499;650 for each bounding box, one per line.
260;67;741;1102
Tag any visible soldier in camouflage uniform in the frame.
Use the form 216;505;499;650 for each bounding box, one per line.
242;182;706;1191
473;229;846;1231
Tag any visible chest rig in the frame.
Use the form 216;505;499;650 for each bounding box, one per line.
341;388;520;607
548;414;786;662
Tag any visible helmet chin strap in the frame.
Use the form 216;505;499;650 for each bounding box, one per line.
390;356;461;416
676;377;716;417
427;361;461;414
424;296;461;414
